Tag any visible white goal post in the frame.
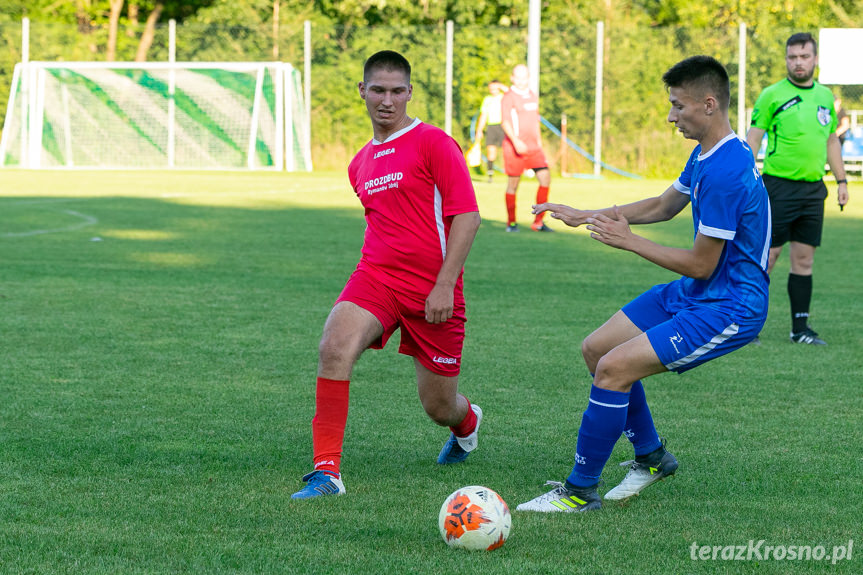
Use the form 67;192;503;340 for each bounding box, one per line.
0;61;312;171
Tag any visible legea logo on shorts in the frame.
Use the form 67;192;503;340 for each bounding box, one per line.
433;355;457;365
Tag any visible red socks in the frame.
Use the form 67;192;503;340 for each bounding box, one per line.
508;186;549;226
505;194;517;226
449;398;477;438
312;377;350;476
534;186;550;225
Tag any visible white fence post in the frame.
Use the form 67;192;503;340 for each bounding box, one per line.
168;19;176;167
594;21;604;178
445;20;453;136
304;20;311;166
738;21;747;137
528;0;541;95
20;17;30;167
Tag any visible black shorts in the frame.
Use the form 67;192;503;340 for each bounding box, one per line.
763;174;827;248
485;124;504;147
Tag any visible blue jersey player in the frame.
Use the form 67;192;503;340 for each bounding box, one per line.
517;55;771;513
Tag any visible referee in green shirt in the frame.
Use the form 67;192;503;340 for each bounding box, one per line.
746;32;849;345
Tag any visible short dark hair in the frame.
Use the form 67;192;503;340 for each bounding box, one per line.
786;32;817;55
662;55;730;110
363;50;411;82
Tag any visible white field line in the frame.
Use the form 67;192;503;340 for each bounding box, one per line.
2;210;98;237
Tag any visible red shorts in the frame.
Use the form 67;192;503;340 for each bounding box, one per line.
503;139;547;176
336;268;466;377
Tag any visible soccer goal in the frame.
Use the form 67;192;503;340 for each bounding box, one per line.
0;61;312;171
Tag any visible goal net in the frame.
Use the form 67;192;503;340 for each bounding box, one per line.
0;61;312;171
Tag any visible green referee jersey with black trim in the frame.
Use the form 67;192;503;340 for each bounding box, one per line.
751;78;837;182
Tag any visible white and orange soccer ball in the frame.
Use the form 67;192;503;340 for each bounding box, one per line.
438;485;511;551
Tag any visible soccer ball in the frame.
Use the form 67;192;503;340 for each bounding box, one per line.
438;485;511;551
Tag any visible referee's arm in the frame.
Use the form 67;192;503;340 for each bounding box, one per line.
826;132;849;208
745;127;766;163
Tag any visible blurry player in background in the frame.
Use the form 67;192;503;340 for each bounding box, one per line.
501;64;552;232
518;56;770;512
475;79;507;183
292;50;483;499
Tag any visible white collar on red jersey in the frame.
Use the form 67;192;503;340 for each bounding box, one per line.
373;118;422;145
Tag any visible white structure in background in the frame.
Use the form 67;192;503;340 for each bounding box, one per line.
0;61;312;171
1;18;312;171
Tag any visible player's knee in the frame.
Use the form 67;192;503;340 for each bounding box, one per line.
592;357;629;392
318;334;357;370
790;255;814;275
581;335;603;372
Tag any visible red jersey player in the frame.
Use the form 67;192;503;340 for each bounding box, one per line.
292;51;483;499
501;64;553;232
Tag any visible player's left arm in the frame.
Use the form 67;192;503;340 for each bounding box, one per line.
585;206;725;279
425;211;481;324
826;133;849;208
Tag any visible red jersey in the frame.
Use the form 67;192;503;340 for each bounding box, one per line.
501;87;542;153
348;119;479;296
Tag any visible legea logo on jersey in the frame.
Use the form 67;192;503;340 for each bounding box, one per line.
373;147;395;159
364;171;404;195
433;355;457;365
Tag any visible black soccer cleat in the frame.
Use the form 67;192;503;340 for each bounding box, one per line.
790;327;826;345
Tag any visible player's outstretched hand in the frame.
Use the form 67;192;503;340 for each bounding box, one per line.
585;206;634;250
532;202;591;228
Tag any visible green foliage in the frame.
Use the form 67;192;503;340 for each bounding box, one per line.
1;1;863;175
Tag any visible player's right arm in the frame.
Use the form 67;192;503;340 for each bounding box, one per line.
533;184;690;228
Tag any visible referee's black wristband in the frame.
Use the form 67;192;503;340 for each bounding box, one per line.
836;179;847;185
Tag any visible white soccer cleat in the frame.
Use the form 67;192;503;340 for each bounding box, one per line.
516;481;602;513
604;450;678;501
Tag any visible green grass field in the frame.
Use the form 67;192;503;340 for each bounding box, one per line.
1;170;861;574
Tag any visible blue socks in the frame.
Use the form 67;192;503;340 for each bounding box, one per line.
623;380;662;457
567;385;630;488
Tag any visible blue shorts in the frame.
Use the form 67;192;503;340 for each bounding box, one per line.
622;283;765;373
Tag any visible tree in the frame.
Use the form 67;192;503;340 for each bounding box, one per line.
105;0;123;60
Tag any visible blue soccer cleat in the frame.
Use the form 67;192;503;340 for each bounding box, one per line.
437;404;483;464
291;470;346;500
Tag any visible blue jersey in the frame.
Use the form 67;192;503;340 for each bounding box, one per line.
671;133;771;322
